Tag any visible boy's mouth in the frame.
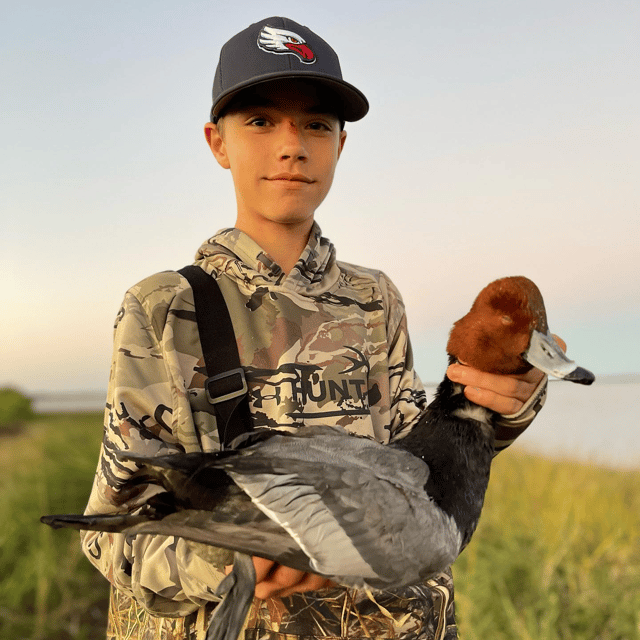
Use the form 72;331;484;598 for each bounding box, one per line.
266;173;314;183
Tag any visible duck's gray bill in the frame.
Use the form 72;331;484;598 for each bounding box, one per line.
524;330;595;385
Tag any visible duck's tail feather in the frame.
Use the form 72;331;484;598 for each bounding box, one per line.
40;512;151;531
40;493;172;532
206;552;256;640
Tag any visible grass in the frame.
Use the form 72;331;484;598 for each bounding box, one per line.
1;413;639;639
454;450;640;640
0;412;109;640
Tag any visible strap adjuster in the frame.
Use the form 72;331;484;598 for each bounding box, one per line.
205;368;248;405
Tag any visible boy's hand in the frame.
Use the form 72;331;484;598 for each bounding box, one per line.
225;557;334;600
446;335;566;415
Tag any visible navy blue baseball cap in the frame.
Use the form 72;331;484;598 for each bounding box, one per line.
210;17;369;123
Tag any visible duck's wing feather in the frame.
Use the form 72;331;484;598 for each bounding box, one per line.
41;512;154;532
124;509;315;573
215;426;463;588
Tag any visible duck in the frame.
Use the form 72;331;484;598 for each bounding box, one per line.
42;276;594;640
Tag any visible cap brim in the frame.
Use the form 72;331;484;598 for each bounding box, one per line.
211;72;369;122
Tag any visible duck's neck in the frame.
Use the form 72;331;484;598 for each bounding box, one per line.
394;375;496;549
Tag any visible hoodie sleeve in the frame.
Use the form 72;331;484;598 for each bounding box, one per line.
492;375;548;453
81;286;226;616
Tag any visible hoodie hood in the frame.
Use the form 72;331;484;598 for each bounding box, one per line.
195;222;340;296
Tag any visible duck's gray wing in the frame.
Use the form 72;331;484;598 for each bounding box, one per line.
124;509;315;573
215;426;463;589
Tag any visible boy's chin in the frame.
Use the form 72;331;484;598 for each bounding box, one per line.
259;210;317;227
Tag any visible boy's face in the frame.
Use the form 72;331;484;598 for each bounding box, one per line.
205;80;347;235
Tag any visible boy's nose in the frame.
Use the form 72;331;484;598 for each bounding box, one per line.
277;123;308;161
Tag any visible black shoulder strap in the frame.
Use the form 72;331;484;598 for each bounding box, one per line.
178;265;252;448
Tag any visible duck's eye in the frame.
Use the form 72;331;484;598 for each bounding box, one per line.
541;343;553;357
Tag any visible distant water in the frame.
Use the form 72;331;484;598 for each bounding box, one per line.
34;375;639;470
424;374;640;471
517;377;640;470
33;392;106;414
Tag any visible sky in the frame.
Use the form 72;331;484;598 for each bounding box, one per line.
2;0;639;394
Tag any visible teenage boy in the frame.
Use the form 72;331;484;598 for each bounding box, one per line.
82;17;549;640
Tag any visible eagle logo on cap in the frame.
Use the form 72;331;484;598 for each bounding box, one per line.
258;25;316;64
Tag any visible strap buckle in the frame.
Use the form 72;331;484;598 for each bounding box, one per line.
205;368;248;405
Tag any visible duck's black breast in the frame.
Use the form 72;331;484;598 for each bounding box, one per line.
393;376;495;550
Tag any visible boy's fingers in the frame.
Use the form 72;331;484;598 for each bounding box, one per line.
446;364;541;403
224;556;278;583
254;565;306;599
252;556;278;583
266;564;306;588
278;573;333;597
462;385;523;415
226;557;332;599
552;333;567;352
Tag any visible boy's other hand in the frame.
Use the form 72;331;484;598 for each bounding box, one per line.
446;335;566;415
225;557;334;599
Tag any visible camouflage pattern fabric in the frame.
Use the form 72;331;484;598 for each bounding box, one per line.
493;383;547;453
107;584;200;640
106;572;457;640
82;223;546;639
242;569;458;640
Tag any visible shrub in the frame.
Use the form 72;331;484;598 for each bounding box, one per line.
0;387;34;429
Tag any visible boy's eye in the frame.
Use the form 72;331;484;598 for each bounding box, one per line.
248;118;269;127
308;121;331;131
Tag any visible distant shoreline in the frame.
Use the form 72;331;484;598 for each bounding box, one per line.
580;372;640;384
27;372;640;412
427;372;640;387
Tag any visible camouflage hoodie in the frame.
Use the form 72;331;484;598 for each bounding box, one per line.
82;223;546;640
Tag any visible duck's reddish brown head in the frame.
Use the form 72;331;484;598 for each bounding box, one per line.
447;276;549;375
447;276;594;384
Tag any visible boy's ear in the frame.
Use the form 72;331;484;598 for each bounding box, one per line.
204;122;230;169
337;130;347;159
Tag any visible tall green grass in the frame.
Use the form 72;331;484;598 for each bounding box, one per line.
0;413;109;640
1;413;639;639
455;451;640;639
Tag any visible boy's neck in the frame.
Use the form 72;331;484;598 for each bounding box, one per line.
234;217;314;275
